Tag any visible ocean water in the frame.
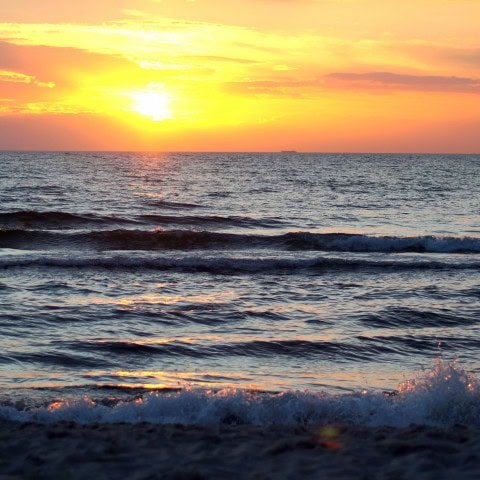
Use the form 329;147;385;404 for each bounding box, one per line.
0;151;479;427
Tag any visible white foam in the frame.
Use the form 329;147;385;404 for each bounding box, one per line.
1;359;479;427
301;233;480;253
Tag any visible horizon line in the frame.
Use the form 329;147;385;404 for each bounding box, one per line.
1;149;479;155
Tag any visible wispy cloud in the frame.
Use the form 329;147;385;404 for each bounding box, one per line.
0;40;136;86
224;79;321;97
0;40;146;115
0;70;54;88
325;71;480;94
400;43;480;71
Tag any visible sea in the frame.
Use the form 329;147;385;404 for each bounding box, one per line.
0;151;479;427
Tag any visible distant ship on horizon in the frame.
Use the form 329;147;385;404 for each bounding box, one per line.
281;150;297;153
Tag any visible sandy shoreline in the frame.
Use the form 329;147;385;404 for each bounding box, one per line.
1;421;479;479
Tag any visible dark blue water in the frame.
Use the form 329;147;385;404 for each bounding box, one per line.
1;151;479;426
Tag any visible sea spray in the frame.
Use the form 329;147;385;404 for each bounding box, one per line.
1;359;480;427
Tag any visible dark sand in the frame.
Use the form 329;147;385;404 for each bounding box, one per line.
1;420;479;479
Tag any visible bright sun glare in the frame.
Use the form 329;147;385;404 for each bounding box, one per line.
130;90;172;121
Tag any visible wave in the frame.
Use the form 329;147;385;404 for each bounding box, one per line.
142;200;205;209
1;228;480;253
139;214;285;229
0;210;284;231
59;338;397;361
9;351;103;368
36;335;479;367
358;307;477;329
283;232;480;254
1;253;479;273
1;360;479;427
0;211;140;229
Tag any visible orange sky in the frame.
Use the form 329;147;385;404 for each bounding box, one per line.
1;0;480;152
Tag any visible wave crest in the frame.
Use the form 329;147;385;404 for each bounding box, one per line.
0;253;478;273
0;360;479;428
1;229;479;253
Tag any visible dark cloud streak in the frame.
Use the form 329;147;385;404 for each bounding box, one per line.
325;71;480;94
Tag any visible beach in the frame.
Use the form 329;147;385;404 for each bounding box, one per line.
1;420;479;479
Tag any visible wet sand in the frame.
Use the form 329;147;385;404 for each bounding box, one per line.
1;420;479;479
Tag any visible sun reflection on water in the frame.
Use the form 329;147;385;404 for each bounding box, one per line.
73;290;238;307
110;369;258;391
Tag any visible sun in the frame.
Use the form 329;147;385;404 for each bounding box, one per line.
130;90;173;121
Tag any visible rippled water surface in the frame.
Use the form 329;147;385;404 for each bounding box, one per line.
0;152;479;413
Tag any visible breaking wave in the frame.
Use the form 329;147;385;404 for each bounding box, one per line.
1;360;479;428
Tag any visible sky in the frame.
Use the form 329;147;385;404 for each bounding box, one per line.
1;0;480;152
